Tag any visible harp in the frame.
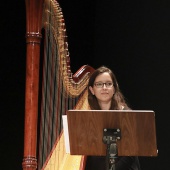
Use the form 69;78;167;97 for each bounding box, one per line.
22;0;94;170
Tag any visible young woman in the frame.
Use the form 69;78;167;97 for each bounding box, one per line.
85;66;141;170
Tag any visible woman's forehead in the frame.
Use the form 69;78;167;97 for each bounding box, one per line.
95;72;112;81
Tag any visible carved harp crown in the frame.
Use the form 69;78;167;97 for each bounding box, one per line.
23;0;94;170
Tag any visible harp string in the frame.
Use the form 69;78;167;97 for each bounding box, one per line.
37;0;89;169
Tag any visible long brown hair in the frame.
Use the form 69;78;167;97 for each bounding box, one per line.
88;66;130;110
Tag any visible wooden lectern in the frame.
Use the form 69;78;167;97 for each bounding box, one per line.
65;110;158;170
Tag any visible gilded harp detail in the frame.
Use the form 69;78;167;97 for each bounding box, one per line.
23;0;94;170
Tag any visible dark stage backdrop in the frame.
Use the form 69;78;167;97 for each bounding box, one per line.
93;1;170;170
1;0;170;170
1;1;26;170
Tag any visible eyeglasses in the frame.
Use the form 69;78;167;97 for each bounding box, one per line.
94;82;113;88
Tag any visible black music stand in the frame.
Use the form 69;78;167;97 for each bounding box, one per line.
65;110;158;170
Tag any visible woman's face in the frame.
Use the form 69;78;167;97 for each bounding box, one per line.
89;72;115;105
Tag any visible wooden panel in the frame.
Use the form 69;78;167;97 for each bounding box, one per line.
67;110;158;157
42;132;84;170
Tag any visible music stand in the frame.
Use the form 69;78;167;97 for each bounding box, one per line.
64;110;158;170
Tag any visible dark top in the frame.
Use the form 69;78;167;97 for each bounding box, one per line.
85;156;141;170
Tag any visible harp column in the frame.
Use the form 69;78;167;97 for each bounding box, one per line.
22;0;44;170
